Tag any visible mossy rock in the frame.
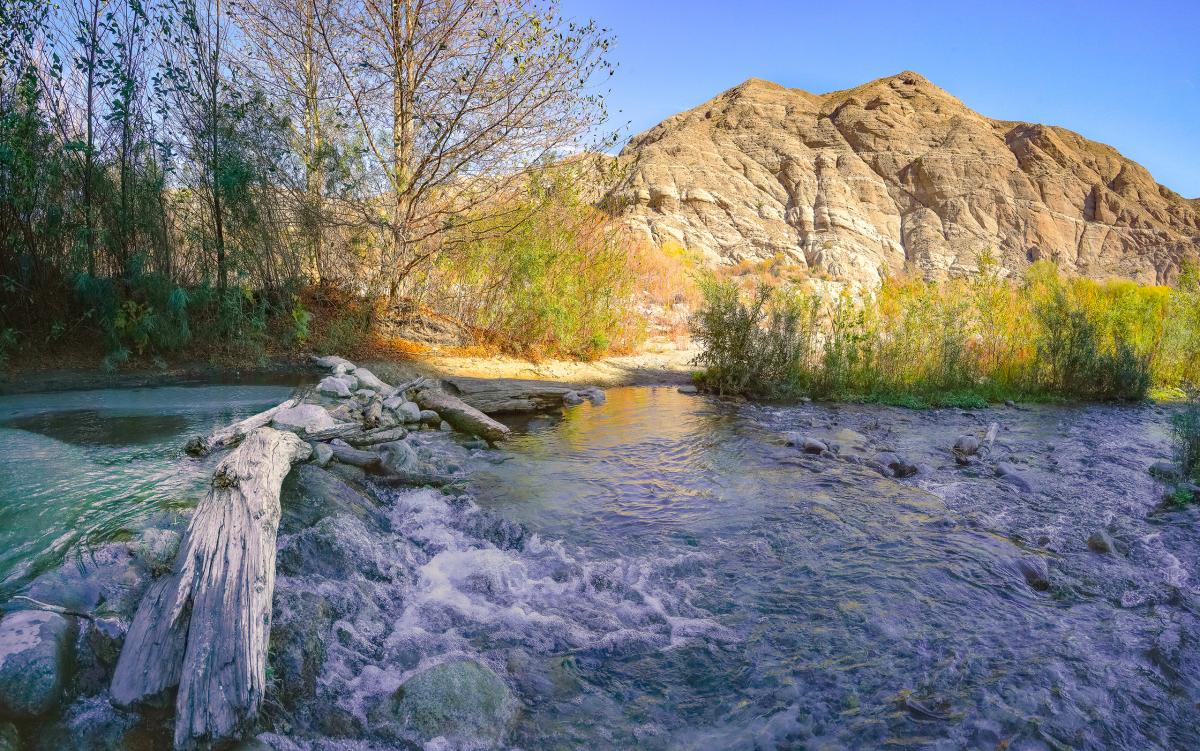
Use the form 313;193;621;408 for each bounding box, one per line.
369;659;516;745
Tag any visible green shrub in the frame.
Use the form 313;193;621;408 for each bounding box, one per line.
1173;393;1200;482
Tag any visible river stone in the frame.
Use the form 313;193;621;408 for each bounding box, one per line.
394;401;422;424
562;390;584;406
801;438;827;455
1087;530;1115;554
132;528;180;576
310;442;334;467
272;404;338;433
418;409;441;427
377;440;419;474
317;376;352;398
875;452;919;478
439;421;452;432
351;367;389;392
0;611;75;718
677;385;698;395
995;462;1034;492
368;659;516;746
24;542;147;618
582;386;606;405
953;434;981;456
1148;460;1181;481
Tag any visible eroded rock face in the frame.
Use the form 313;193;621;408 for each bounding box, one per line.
615;72;1200;287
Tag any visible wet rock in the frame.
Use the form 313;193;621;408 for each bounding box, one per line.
0;611;75;718
875;452;919;478
326;462;367;485
1087;530;1115;555
418;409;441;427
72;616;127;697
802;438;828;455
995;462;1034;492
277;515;401;582
30;694;143;751
132;528;179;576
368;659;516;746
272;404;337;433
377;440;419;474
440;421;452;432
1015;556;1051;591
677;385;698;395
562;390;585;406
351;367;389;392
269;589;334;710
1149;460;1181;481
953;434;980;456
580;386;606;405
462;438;489;450
280;464;388;534
24;543;148;618
317;376;352;398
314;355;355;371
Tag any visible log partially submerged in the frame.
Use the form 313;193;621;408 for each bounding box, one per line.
184;397;299;456
414;385;511;442
112;428;311;749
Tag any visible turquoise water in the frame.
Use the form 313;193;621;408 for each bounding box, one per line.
0;383;297;597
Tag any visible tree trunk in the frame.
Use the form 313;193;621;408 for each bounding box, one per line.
413;385;511;443
184;397;300;456
111;428;311;749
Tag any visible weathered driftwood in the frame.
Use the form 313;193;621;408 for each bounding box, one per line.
111;428;311;749
441;376;580;414
184;398;299;456
414;386;511;442
346;427;409;447
327;442;382;468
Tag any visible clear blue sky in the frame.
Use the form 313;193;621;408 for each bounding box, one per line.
563;0;1200;198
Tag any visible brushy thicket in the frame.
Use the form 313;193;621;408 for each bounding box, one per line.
416;170;693;360
692;256;1200;405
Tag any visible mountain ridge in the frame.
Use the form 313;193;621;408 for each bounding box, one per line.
612;71;1200;286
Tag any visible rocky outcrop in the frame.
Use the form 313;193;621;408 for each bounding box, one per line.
615;72;1200;287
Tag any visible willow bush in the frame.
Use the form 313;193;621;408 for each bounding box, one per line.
692;259;1199;405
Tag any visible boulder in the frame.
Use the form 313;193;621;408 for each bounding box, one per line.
367;659;516;746
313;355;355;371
280;464;388;534
0;611;75;718
394;401;422;424
271;404;338;434
317;376;352;398
377;441;419;474
351;368;389;392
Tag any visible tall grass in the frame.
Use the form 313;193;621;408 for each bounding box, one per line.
691;257;1199;405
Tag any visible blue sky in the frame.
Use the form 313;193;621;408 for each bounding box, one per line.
563;0;1200;198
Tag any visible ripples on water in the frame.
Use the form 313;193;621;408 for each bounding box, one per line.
0;383;298;597
3;383;1198;750
468;388;1200;750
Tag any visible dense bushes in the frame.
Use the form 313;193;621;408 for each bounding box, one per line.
691;259;1197;404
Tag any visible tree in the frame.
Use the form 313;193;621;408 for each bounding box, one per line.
315;0;615;308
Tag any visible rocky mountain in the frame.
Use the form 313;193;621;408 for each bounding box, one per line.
613;72;1200;287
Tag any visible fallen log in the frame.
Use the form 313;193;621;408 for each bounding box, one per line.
346;427;409;447
327;442;383;468
414;386;511;442
111;427;311;749
184;398;299;456
441;376;582;414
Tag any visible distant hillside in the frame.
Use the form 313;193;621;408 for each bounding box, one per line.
612;71;1200;286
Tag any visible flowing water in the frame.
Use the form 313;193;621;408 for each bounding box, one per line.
0;381;299;598
3;383;1199;750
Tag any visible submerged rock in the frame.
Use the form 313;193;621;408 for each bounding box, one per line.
1015;556;1051;591
1149;460;1181;481
269;589;335;710
0;722;16;751
1087;530;1115;555
132;528;180;576
875;452;919;478
995;462;1034;493
280;464;388;534
277;515;401;582
0;611;75;718
562;390;585;406
677;385;698;395
368;659;517;746
953;434;980;456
